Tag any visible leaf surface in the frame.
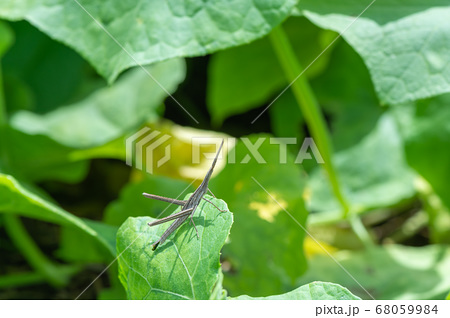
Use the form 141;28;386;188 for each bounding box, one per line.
10;59;185;148
234;282;360;300
0;173;115;256
298;245;450;300
308;113;416;215
0;0;296;82
117;195;233;299
207;17;334;123
300;0;450;104
393;93;450;210
0;126;88;183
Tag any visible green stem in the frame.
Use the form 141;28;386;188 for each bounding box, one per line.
0;271;47;289
3;215;71;287
268;25;349;216
348;214;375;248
269;25;375;248
0;64;6;125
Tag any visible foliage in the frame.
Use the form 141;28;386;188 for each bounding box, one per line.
0;0;449;300
298;245;450;300
210;136;308;296
233;282;361;300
116;196;232;300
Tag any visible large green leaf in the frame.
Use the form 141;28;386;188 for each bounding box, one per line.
207;16;334;124
104;175;194;226
393;93;450;210
10;59;185;148
210;135;308;297
0;0;297;82
300;0;450;105
234;282;360;300
0;173;115;256
117;195;233;299
298;245;450;300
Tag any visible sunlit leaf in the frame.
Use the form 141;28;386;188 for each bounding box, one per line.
117;195;233;299
300;0;450;105
10;59;185;148
0;0;297;82
234;281;360;300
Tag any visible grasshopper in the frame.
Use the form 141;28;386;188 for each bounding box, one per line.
143;140;226;250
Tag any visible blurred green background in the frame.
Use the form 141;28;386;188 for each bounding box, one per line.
1;0;450;300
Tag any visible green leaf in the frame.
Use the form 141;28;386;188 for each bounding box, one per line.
233;282;361;300
0;173;114;256
0;0;297;82
300;0;450;105
57;219;118;263
3;21;89;114
10;59;185;148
116;195;233;299
308;113;416;215
310;40;381;152
210;135;308;296
269;90;304;141
207;16;334;124
97;261;127;299
392;93;450;210
104;175;194;226
306;39;415;220
210;270;228;300
0;126;88;183
298;245;450;300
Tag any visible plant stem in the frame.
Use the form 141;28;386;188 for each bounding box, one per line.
0;271;47;289
269;25;375;248
348;214;375;248
0;64;6;126
268;25;349;215
3;214;71;287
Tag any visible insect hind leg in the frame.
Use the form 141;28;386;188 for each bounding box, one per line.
202;197;228;213
189;213;200;239
152;241;160;251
